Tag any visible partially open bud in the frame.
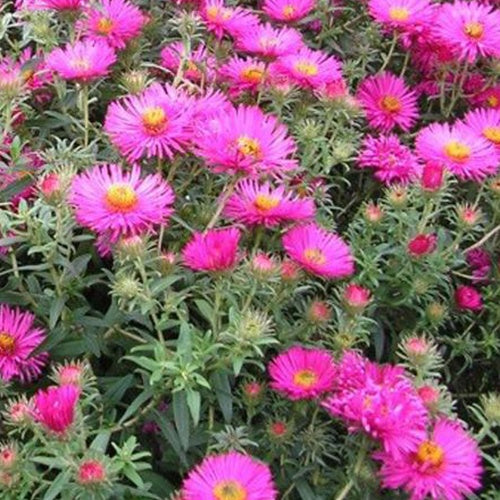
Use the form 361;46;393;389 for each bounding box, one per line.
455;285;482;311
52;360;89;388
343;284;371;314
407;233;437;257
387;185;408;208
456;204;481;229
3;397;33;426
0;442;18;471
280;259;301;282
158;251;177;274
242;381;265;405
481;393;500;426
39;173;62;201
250;252;277;278
268;420;291;442
420;161;444;193
417;385;440;412
77;458;107;486
401;336;433;367
364;202;383;224
115;235;146;259
121;70;149;95
426;302;447;324
307;300;332;325
489;176;500;195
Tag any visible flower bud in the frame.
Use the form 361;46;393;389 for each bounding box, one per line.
407;234;437;257
39;173;62;201
455;285;482;311
242;381;265;405
77;459;106;485
364;202;383;224
404;336;431;360
280;259;301;282
115;235;146;259
112;277;141;300
387;185;408;208
121;70;149;95
306;300;332;324
158;251;177;274
420;161;444;193
268;420;291;441
52;360;89;388
488;176;500;195
417;385;440;411
343;284;371;314
481;393;500;426
0;443;18;471
3;397;33;425
426;302;447;324
250;253;277;278
456;204;481;229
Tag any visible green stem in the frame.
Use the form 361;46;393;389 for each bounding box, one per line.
379;32;398;73
333;438;369;500
81;85;90;147
205;176;239;231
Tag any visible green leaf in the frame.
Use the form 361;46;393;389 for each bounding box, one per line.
152;410;188;466
172;391;190;451
194;299;214;323
49;296;66;329
118;389;154;425
90;431;111;453
211;372;232;424
186;389;201;427
43;469;71;500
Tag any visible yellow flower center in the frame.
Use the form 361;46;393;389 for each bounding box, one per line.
464;21;484;40
142;107;168;135
415;441;445;469
22;69;35;82
483;126;500;144
186;60;199;73
282;5;296;18
294;61;318;77
293;369;318;389
0;333;15;355
240;67;264;83
96;17;114;35
388;7;409;21
444;141;471;162
237;136;261;158
213;480;247;500
70;58;91;71
303;248;326;265
254;194;280;211
380;95;402;113
105;183;138;212
207;5;232;20
487;95;498;108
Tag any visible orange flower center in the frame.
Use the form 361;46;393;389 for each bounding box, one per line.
293;369;318;388
380;95;402;113
464;21;484;40
213;480;247;500
142;107;168;135
294;61;318;76
105;183;138;212
303;248;326;265
282;5;296;18
0;333;15;356
444;141;471;162
207;5;233;20
415;440;445;469
254;194;280;211
186;60;199;73
487;95;498;108
96;17;114;35
70;58;91;71
237;136;261;158
388;7;410;21
241;66;264;83
483;126;500;144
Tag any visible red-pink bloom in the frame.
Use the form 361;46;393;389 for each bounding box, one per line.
407;233;437;256
104;83;192;161
160;42;215;83
455;285;483;311
358;134;421;185
282;223;354;279
433;0;500;63
417;385;440;408
39;173;61;200
182;451;277;499
77;459;106;485
235;23;304;59
0;305;47;383
224;179;315;227
466;248;491;283
343;284;371;313
269;420;288;437
70;164;174;243
242;381;265;401
415;122;498;181
377;418;482;500
269;346;336;400
357;72;419;132
461;107;500;150
420;161;444;192
218;56;267;97
368;0;434;33
78;0;147;49
46;40;116;83
263;0;315;22
182;228;241;272
270;47;342;90
53;361;87;387
194;105;297;175
34;385;79;435
470;84;500;110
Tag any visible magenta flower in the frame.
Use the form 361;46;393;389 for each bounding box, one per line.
224;179;315;227
282;223;354;279
263;0;316;23
358;134;421;185
182;228;241;272
34;385;80;435
407;233;437;256
415;122;498;181
78;0;147;49
269;346;336;400
70;164;175;243
0;305;47;383
455;285;483;311
104;83;192;161
218;56;267;96
368;0;434;33
377;418;482;500
182;451;277;499
420;161;445;192
357;72;419;132
194;104;297;175
16;0;86;10
461;107;500;151
46;40;116;83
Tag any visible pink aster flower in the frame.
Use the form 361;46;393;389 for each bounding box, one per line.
33;384;80;435
269;346;336;400
470;84;500;109
16;0;86;10
224;179;315;227
235;23;304;59
377;418;482;500
104;83;192;161
194;104;297;175
199;0;259;39
0;305;47;383
182;451;277;500
368;0;434;33
182;228;241;272
358;134;421;185
270;47;342;90
78;0;147;50
263;0;316;23
415;122;498;181
454;285;483;311
461;107;500;150
70;163;174;243
218;56;267;97
46;40;116;83
433;0;500;63
357;72;419;132
282;223;354;279
160;42;215;83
